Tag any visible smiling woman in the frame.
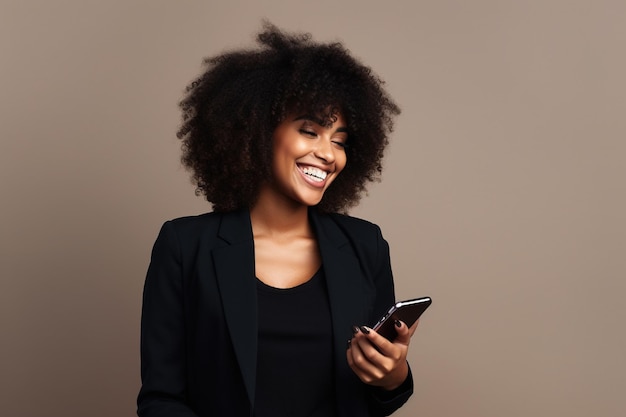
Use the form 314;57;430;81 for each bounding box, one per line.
266;112;348;208
176;22;399;213
138;22;418;417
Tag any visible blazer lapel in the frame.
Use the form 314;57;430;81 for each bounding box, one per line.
212;210;258;409
309;209;370;355
310;209;374;416
210;209;371;413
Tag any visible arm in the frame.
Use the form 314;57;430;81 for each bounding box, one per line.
137;221;199;417
347;225;414;415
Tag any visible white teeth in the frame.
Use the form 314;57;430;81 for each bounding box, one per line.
302;166;327;182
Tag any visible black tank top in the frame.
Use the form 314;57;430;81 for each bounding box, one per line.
254;268;338;417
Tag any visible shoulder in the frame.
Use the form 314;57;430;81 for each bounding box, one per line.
323;212;385;241
165;211;221;230
311;210;388;260
158;211;219;236
156;209;253;247
153;212;224;249
149;211;238;266
314;211;393;292
326;212;380;229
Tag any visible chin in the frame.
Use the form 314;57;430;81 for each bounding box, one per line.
292;191;325;207
298;197;324;207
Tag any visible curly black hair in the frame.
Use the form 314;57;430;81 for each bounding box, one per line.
177;22;400;212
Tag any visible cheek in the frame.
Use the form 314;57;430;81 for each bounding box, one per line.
336;153;347;175
274;137;308;159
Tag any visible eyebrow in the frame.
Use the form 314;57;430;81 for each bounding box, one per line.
294;114;349;134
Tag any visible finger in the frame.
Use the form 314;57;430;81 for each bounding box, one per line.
353;328;402;373
347;334;381;381
392;320;412;346
357;326;398;357
349;331;409;387
346;338;354;366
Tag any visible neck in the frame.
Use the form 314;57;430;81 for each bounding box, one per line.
250;186;312;238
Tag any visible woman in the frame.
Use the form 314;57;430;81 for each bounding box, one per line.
138;23;418;417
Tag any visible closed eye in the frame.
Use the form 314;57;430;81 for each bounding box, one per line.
299;129;317;138
332;140;347;149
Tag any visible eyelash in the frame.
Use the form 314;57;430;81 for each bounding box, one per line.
299;128;348;149
299;129;317;137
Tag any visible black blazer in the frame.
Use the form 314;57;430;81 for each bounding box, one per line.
138;208;413;417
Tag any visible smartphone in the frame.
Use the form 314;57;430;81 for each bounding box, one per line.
371;297;432;341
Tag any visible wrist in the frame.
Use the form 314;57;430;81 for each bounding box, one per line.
381;361;409;391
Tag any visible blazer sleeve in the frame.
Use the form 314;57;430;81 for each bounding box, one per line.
365;225;414;416
137;221;199;417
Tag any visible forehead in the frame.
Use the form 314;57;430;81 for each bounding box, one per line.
288;105;346;127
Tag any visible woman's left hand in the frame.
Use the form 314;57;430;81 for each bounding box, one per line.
346;320;419;390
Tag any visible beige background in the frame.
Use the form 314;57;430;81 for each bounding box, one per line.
2;1;625;416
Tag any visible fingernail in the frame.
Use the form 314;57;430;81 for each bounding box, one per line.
359;326;370;334
352;325;360;334
395;320;402;328
347;339;352;349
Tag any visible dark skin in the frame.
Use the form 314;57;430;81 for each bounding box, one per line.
252;112;347;288
347;320;419;390
250;112;416;390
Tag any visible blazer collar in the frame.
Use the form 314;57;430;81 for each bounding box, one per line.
309;209;372;415
212;209;258;410
216;208;254;244
212;208;367;412
309;208;369;331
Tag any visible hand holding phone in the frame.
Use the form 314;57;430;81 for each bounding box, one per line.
371;297;432;341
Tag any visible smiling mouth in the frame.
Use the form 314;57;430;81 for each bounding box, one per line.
299;165;328;182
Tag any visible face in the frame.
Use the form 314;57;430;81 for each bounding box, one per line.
266;112;348;208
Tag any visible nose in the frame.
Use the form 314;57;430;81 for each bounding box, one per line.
313;137;335;164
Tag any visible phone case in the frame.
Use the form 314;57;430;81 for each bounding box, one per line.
371;297;432;341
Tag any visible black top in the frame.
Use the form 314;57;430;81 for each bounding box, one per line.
254;268;338;417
